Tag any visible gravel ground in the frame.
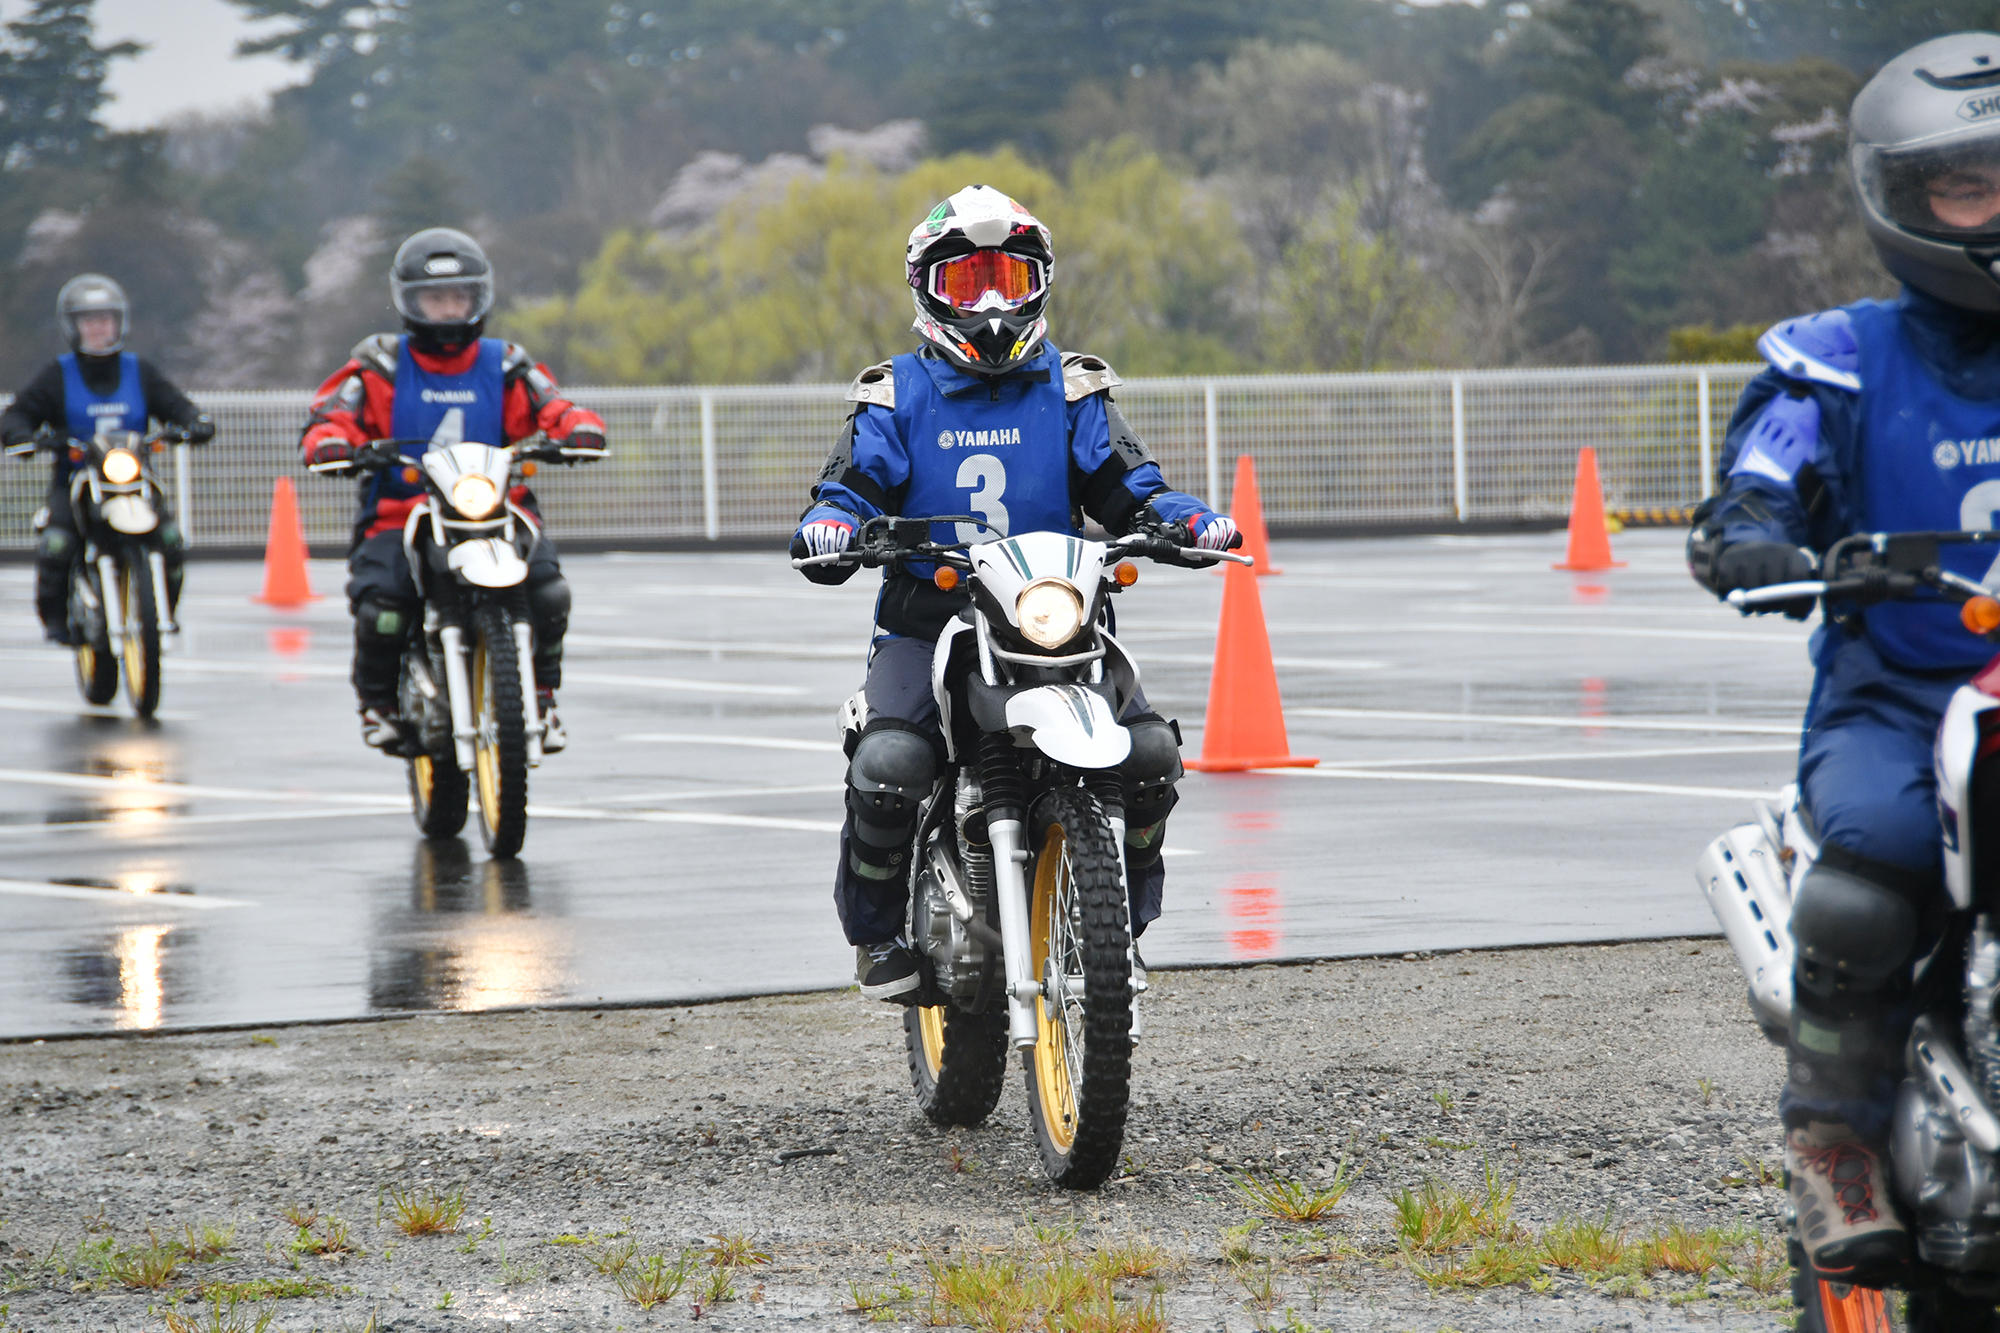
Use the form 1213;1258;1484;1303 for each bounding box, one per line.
2;939;1796;1333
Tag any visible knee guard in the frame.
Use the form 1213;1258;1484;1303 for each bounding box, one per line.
845;720;938;881
1120;713;1183;869
1785;857;1923;1115
35;528;75;622
352;591;415;706
527;575;571;689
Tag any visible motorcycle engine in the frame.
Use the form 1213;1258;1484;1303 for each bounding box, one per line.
911;774;993;1001
1892;1075;2000;1282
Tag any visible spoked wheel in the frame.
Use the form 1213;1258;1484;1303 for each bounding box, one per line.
403;646;469;839
1022;787;1132;1189
905;1001;1007;1127
470;600;529;858
70;564;116;706
1790;1237;1900;1333
118;559;161;719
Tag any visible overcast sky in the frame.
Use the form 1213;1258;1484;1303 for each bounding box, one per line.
0;0;302;129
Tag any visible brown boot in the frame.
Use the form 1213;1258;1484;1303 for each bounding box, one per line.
1786;1119;1910;1286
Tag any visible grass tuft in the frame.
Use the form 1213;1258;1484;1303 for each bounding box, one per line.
1234;1160;1358;1223
615;1249;699;1309
384;1185;465;1237
162;1292;276;1333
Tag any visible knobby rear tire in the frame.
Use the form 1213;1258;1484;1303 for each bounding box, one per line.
905;1001;1008;1127
72;562;116;707
1022;787;1132;1189
470;600;529;858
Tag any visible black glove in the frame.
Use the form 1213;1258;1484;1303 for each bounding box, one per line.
184;415;216;445
1715;541;1816;619
307;440;357;475
558;429;606;461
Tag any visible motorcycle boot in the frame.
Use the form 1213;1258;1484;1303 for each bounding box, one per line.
538;690;566;754
1782;855;1923;1285
358;705;413;756
855;937;920;1004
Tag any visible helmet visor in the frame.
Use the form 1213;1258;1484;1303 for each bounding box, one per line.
1860;135;2000;243
929;250;1047;312
392;274;495;328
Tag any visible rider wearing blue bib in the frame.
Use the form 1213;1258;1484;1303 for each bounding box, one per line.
789;185;1240;1002
1690;33;2000;1286
0;274;213;643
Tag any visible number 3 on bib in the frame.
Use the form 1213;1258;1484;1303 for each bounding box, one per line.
956;453;1010;544
1964;480;2000;586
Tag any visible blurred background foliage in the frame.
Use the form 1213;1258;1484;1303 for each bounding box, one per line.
3;0;1995;387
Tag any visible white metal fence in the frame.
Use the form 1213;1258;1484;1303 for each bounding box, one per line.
0;363;1761;552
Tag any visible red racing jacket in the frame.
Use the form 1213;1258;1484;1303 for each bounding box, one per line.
300;334;604;540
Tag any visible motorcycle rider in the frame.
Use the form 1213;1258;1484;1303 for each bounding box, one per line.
789;184;1240;1002
1689;32;2000;1288
0;274;214;644
299;227;606;754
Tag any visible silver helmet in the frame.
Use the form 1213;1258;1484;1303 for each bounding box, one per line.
55;273;128;354
1851;31;2000;312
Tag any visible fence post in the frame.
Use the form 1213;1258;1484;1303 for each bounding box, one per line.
1696;368;1714;499
1450;374;1468;522
1202;381;1221;508
699;390;719;542
174;443;193;547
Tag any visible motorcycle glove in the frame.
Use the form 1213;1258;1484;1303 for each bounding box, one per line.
184;415;216;445
558;428;606;461
1190;512;1242;552
1714;541;1816;619
306;439;358;475
795;518;855;558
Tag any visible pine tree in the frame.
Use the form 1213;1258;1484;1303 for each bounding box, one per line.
0;0;140;169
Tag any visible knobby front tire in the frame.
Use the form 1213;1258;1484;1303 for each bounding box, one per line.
470;600;529;858
1023;787;1132;1189
119;559;160;719
905;1001;1008;1127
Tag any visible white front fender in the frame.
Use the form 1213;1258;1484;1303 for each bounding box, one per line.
1005;684;1131;769
447;538;528;588
101;494;158;535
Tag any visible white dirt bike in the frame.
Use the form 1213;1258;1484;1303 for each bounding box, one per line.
798;514;1250;1188
1699;529;2000;1332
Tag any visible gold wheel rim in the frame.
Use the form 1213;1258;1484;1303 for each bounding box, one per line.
917;1005;946;1077
120;568;145;698
75;643;95;681
413;754;434;806
1030;823;1079;1154
473;637;499;830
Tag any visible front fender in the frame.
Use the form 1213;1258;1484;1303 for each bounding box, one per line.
100;494;158;535
1004;684;1131;769
447;537;529;589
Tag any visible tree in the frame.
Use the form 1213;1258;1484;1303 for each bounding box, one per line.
0;0;139;170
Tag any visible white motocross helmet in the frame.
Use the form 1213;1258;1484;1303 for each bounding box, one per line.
905;185;1054;375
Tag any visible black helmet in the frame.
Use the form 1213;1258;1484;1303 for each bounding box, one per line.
1851;31;2000;312
905;185;1053;375
56;273;129;355
390;227;494;355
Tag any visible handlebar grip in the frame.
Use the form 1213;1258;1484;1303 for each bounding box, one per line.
1726;581;1825;609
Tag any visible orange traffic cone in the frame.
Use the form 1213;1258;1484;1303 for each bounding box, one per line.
1185;557;1318;772
254;477;318;607
1227;452;1281;575
1553;446;1625;572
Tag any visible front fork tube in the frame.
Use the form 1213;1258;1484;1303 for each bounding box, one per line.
989;816;1040;1051
512;617;544;766
148;549;177;638
438;624;477;772
97;554;125;653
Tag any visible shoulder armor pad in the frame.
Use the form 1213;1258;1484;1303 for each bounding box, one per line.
350;333;399;379
845;360;896;408
1757;310;1860;392
1061;352;1121;402
500;341;534;377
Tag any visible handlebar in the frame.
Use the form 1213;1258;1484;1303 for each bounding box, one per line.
323;436;578;476
790;514;1256;573
1727;530;2000;630
6;428;193;458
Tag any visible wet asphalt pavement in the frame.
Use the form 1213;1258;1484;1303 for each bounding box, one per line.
0;530;1811;1037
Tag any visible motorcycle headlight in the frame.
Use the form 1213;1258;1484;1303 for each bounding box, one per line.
449;474;501;519
100;448;140;485
1016;578;1085;649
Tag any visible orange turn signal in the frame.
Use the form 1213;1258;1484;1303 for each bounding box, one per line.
151;440;166;453
402;466;421;485
1113;561;1139;587
1965;596;2000;635
521;461;537;478
933;567;960;592
68;446;83;463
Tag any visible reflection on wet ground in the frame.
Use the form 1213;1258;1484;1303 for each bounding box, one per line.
0;535;1814;1035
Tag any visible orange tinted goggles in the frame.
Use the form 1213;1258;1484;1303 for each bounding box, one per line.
929;250;1046;311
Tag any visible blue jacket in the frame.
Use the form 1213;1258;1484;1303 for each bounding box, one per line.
797;343;1217;639
1709;288;2000;672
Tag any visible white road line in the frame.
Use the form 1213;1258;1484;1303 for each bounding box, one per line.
563;671;806;697
0;807;404;838
525;804;842;833
0;767;405;807
0;878;256;909
1261;767;1771;800
620;733;843;752
1288;707;1799;736
1269;621;1799;645
1318;742;1797;768
1145;653;1391;671
596;782;846;806
0;693;198;721
567;633;859;659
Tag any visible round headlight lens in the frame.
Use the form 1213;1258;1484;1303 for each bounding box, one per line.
100;448;140;485
1016;579;1085;649
450;474;501;519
